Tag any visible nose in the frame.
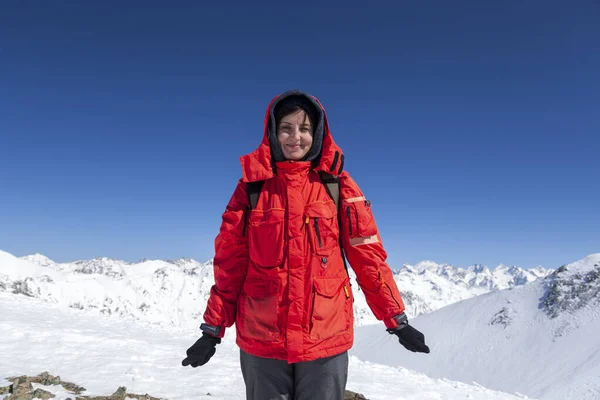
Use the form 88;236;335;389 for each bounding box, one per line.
290;128;302;139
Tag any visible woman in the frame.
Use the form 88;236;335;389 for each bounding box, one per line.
182;89;430;399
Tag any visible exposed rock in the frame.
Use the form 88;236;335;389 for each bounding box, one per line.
112;387;127;398
5;377;33;400
345;390;368;399
2;373;363;400
541;263;600;318
77;388;162;400
31;388;55;399
61;381;86;395
35;372;62;386
489;307;513;328
0;383;12;395
6;372;85;396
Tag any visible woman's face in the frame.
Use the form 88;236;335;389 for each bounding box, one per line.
277;109;314;161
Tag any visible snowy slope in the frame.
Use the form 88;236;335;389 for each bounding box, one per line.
351;254;600;400
0;290;529;400
0;250;551;330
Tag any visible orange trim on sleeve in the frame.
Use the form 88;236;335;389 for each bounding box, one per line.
349;235;379;247
343;196;366;204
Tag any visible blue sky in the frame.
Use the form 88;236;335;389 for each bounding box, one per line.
1;1;598;269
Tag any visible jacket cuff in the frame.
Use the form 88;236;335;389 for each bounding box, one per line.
200;323;225;338
384;312;408;330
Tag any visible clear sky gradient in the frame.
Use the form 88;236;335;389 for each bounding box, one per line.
1;1;598;269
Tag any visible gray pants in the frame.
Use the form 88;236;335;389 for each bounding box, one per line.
240;349;348;400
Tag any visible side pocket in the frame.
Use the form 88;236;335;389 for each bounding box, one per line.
343;197;377;238
239;277;280;341
310;276;351;340
247;208;285;267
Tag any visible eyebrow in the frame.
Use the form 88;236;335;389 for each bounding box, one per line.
279;122;312;128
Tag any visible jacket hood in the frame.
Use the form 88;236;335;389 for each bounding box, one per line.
240;90;345;183
268;89;324;164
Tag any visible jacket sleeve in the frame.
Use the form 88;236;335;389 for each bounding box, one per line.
202;179;249;337
339;171;406;330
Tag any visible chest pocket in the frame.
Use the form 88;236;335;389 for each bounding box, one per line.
248;208;285;267
304;201;339;257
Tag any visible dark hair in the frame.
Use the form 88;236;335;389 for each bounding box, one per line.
275;105;314;130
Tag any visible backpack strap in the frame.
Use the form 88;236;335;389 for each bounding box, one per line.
248;174;339;210
318;171;340;210
246;180;265;210
242;180;265;237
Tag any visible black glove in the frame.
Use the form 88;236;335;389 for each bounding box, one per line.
387;313;430;354
181;333;221;367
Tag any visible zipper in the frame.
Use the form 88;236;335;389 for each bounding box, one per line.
346;206;353;236
379;270;402;309
313;218;323;248
385;284;402;309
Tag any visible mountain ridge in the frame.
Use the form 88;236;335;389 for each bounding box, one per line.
1;250;553;329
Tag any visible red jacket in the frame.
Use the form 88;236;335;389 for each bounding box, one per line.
203;93;406;363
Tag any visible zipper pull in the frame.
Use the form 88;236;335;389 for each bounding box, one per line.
305;215;309;224
343;285;350;298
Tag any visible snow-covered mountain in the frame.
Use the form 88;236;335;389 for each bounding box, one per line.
351;254;600;400
371;260;549;321
0;250;551;330
1;251;215;330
